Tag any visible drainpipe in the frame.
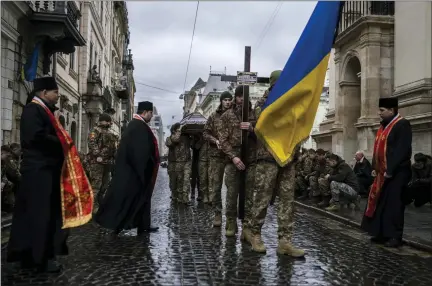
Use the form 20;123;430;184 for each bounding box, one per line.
77;1;83;151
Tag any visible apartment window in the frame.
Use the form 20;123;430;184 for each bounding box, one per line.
69;52;75;70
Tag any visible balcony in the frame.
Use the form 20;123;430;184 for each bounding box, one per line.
122;49;134;71
337;1;395;35
114;76;130;100
27;1;86;73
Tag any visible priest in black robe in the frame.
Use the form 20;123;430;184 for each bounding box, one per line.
95;101;160;234
361;97;412;248
7;77;67;273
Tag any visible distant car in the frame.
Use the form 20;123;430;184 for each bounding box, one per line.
160;161;168;168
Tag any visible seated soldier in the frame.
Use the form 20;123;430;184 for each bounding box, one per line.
324;154;361;212
353;150;373;198
408;153;432;207
297;149;316;200
317;151;334;208
308;149;327;204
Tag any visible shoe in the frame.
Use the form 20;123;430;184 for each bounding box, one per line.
277;239;305;258
250;234;266;253
317;196;331;208
240;228;253;243
213;214;222;227
370;236;387;244
225;219;237;237
325;203;340;212
138;225;159;234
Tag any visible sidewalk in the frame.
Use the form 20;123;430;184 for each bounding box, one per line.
295;198;432;252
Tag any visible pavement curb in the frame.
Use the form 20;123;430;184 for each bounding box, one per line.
294;200;432;254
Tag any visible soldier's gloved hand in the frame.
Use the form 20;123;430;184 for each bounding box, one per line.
232;157;245;170
215;140;221;149
96;157;103;163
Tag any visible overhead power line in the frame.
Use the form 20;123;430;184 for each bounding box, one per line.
135;81;180;94
255;1;283;51
182;1;200;93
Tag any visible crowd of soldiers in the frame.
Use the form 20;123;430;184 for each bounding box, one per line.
165;70;432;257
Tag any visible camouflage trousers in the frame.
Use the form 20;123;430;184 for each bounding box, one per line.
167;163;175;193
330;181;358;204
224;163;241;221
243;162;257;227
295;176;309;195
172;161;192;203
318;176;330;196
88;163;111;212
309;175;320;197
250;161;296;241
208;156;226;215
198;160;209;202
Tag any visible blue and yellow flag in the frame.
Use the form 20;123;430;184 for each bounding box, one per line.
255;1;343;167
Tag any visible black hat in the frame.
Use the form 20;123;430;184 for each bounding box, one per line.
414;153;427;162
328;153;340;161
138;101;153;112
220;91;233;102
99;113;112;122
379;97;398;109
33;77;58;92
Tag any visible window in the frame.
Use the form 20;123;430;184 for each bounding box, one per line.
69;53;75;70
95;52;98;68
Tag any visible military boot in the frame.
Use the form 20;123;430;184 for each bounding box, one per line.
297;189;309;200
250;234;266;253
325;203;340;212
311;195;321;205
240;227;253;243
277;239;305;257
317;196;331;208
213;214;222;227
225;219;237;237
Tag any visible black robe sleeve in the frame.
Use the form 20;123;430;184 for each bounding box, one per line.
127;122;151;188
21;104;61;149
386;119;412;176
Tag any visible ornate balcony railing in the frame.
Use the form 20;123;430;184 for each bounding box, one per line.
27;1;81;29
338;1;395;34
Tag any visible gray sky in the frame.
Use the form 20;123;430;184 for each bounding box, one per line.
128;1;316;131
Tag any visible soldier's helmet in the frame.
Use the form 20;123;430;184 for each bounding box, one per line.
270;70;282;86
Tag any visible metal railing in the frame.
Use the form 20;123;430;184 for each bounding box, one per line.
27;1;80;29
338;1;395;34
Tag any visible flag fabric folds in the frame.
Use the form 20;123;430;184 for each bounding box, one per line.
255;1;343;167
22;43;41;82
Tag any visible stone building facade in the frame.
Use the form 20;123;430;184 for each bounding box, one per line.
312;1;432;160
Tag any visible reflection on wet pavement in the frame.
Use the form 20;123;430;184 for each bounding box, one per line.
2;169;432;285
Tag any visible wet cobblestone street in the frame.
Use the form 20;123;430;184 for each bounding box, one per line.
2;169;432;285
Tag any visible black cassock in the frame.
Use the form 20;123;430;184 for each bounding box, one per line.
361;118;412;241
7;100;69;266
95;118;158;231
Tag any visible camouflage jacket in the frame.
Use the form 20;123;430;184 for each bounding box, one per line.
203;106;229;157
1;155;21;193
87;124;118;165
254;90;276;162
301;156;314;176
166;131;192;162
219;103;256;161
193;138;209;162
309;158;327;177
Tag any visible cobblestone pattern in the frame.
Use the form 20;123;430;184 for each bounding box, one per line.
2;170;432;285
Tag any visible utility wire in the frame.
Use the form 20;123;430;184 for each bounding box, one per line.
135;81;180;94
182;1;200;94
255;1;283;51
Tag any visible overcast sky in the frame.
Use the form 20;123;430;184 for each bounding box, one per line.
127;1;316;132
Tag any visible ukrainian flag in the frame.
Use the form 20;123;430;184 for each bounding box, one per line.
255;1;343;167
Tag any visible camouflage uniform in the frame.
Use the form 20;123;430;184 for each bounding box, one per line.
317;152;334;207
1;150;21;213
296;152;314;198
203;105;229;224
86;123;117;211
243;72;304;257
166;136;176;198
166;130;192;204
196;138;209;203
219;102;256;236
